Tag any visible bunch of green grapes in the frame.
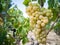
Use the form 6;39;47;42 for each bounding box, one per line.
26;2;53;44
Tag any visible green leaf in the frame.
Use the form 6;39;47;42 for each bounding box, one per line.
0;27;7;44
54;18;60;30
48;0;60;21
38;0;40;4
45;23;50;30
22;37;28;44
0;4;2;13
58;0;60;2
38;0;46;7
8;34;15;42
51;8;58;21
23;0;31;6
48;0;55;9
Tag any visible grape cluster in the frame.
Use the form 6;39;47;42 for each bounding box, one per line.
26;2;53;44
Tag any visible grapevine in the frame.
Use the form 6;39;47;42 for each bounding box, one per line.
26;2;53;44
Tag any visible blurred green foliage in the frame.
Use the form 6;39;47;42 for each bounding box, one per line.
0;0;30;44
48;0;60;21
0;0;11;13
7;6;30;44
38;0;46;7
0;26;15;45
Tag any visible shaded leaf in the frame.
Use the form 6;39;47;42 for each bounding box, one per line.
38;0;46;7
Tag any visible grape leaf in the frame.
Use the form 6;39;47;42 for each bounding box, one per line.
45;22;51;30
58;0;60;2
48;0;55;9
0;4;2;13
38;0;46;7
51;8;58;21
54;18;60;30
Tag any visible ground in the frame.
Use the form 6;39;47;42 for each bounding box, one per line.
47;30;60;45
25;30;60;45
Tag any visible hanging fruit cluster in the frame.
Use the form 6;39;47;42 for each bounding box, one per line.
26;2;53;44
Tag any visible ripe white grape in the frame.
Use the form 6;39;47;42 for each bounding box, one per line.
37;20;41;24
47;9;52;13
35;24;41;29
46;12;51;17
33;6;38;11
37;29;41;32
41;38;46;43
29;2;32;6
39;15;44;19
43;10;47;15
41;23;45;27
43;19;48;24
